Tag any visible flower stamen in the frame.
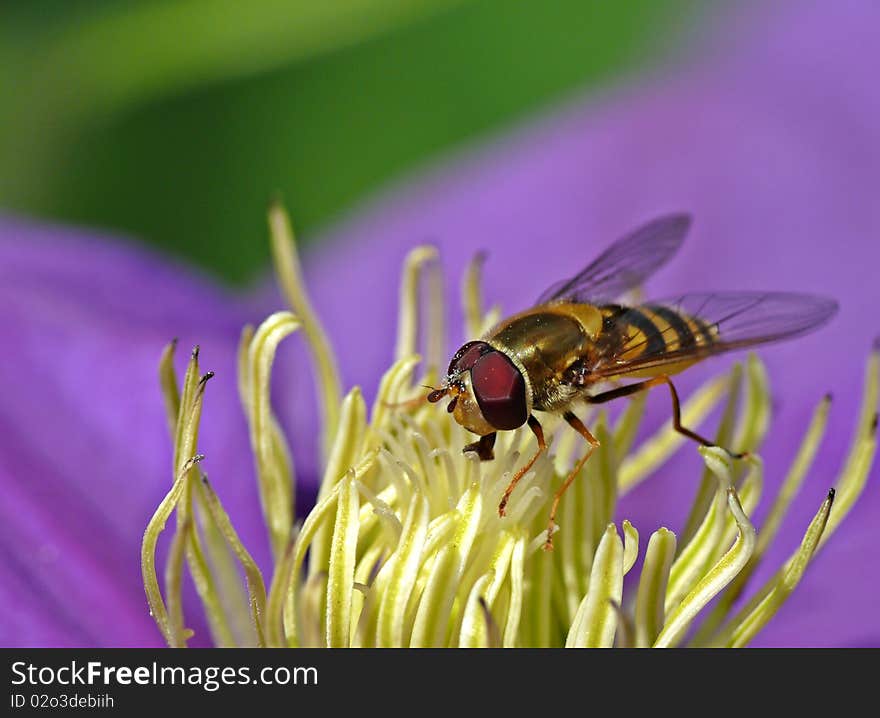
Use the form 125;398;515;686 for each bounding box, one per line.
143;204;878;649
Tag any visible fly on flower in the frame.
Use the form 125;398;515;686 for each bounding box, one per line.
427;214;839;549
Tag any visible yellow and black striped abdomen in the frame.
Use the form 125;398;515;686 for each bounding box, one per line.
598;303;717;377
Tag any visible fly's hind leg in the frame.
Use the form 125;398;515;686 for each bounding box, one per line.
544;411;600;551
586;374;747;459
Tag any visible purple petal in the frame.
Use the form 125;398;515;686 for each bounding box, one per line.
3;0;877;648
301;0;880;646
0;218;303;646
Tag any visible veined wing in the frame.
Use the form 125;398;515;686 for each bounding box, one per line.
536;213;691;305
590;291;839;379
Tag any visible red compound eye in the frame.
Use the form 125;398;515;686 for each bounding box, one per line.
448;341;490;375
470;351;528;430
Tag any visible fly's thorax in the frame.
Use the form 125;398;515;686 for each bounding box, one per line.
486;303;602;412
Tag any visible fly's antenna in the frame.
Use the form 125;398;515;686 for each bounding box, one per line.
425;385;447;403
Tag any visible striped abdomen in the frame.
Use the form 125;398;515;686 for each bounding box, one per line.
598;303;718;373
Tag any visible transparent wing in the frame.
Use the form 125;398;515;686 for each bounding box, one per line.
592;291;839;379
536;213;691;305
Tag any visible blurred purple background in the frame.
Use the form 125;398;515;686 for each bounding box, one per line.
1;0;877;646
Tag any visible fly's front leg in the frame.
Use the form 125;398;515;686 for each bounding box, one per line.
463;432;496;461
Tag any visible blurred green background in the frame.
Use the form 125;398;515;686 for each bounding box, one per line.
1;0;697;284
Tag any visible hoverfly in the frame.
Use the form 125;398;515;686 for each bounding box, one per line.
427;214;837;549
